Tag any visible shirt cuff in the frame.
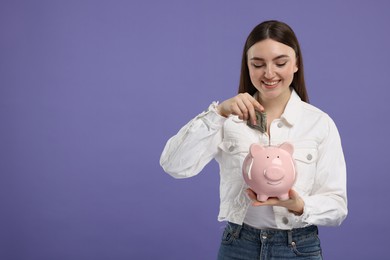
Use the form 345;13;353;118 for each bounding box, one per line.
196;101;226;128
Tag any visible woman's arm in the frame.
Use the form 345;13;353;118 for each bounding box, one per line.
161;93;263;179
298;116;348;226
160;102;226;178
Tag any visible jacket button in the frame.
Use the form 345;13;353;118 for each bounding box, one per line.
282;217;289;224
228;146;235;152
307;154;313;161
277;122;283;128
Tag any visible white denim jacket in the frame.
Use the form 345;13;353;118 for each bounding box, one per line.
160;90;347;229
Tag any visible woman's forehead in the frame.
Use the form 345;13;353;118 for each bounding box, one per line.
247;39;296;59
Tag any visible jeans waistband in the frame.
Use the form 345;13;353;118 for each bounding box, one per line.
227;222;318;245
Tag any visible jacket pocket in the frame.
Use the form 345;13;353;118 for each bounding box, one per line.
294;148;318;164
219;140;250;154
293;148;318;194
218;140;251;179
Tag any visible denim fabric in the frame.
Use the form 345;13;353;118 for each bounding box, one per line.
217;222;322;260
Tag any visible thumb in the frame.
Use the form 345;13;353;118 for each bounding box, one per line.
289;189;300;200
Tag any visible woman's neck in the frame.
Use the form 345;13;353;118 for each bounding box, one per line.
258;90;292;119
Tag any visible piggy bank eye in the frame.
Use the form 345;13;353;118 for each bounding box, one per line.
277;156;280;158
266;156;269;159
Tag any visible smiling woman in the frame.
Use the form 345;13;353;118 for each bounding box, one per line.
160;20;347;260
239;21;308;103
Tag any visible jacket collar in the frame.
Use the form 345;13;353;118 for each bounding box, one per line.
280;89;302;127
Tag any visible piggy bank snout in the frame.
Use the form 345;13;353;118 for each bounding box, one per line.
264;166;285;181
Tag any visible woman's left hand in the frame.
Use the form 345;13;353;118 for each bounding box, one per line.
246;188;305;216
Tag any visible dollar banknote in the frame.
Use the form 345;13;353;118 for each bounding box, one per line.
247;110;267;133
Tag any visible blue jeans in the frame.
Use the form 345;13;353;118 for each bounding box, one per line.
218;222;322;260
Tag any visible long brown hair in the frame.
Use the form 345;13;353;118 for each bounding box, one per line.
238;20;309;103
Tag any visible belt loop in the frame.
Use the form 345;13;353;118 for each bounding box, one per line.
234;223;242;238
287;230;293;246
228;222;242;239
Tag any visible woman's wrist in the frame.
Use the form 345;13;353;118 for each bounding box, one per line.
288;198;304;216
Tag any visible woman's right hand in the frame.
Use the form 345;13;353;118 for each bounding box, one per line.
217;93;264;125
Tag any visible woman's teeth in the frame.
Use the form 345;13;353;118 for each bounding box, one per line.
263;81;278;86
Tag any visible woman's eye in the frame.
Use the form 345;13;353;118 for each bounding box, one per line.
276;62;287;67
252;63;264;68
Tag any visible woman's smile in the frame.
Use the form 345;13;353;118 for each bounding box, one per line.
261;80;281;89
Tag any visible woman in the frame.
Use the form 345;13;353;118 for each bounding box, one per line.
160;20;347;259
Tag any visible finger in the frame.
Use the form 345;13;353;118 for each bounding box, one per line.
252;198;279;206
246;189;266;206
256;103;265;112
245;93;264;112
288;189;300;200
258;197;280;206
252;201;265;206
244;94;265;125
236;98;249;121
241;98;257;125
246;189;278;206
246;188;257;200
230;103;243;119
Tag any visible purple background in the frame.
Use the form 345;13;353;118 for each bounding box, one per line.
1;1;389;259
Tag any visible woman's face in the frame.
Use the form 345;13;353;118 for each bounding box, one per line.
247;39;298;103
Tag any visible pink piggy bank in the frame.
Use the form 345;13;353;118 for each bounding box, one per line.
242;142;296;202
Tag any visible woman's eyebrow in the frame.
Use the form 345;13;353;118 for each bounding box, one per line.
249;55;290;61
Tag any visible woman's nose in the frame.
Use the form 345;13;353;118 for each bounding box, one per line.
264;66;275;78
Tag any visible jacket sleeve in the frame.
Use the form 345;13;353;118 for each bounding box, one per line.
295;116;348;227
160;102;226;179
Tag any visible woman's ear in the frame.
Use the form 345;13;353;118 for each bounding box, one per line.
250;143;265;157
293;57;299;73
294;61;298;73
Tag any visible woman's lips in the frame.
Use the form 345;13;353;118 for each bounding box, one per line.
262;80;280;89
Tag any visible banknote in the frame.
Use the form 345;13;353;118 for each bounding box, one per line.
247;110;267;133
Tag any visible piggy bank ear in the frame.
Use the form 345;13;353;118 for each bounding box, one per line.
249;143;265;157
279;142;294;155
